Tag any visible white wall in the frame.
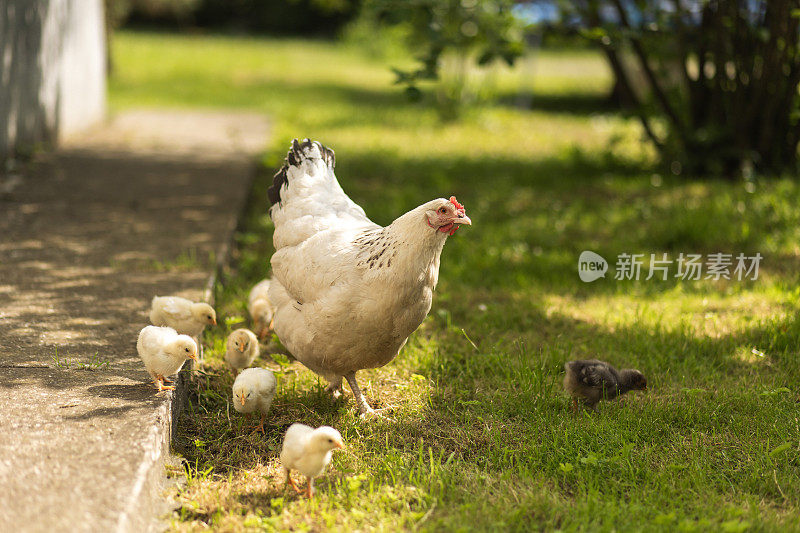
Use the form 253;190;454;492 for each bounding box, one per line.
1;0;106;158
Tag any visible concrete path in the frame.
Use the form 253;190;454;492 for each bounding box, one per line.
0;109;269;532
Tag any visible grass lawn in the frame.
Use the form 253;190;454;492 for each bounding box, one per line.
110;31;800;532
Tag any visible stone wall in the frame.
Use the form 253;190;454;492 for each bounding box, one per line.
0;0;106;159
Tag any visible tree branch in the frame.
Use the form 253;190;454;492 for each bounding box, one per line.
610;0;685;135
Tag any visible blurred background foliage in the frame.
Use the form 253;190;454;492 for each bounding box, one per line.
106;0;800;179
106;0;360;35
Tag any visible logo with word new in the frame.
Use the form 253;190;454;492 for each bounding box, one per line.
578;251;608;282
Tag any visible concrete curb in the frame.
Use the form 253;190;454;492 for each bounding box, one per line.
0;109;269;532
119;160;261;532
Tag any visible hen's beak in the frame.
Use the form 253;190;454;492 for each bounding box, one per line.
453;213;472;226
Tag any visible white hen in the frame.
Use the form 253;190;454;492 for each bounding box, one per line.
137;325;197;391
232;367;277;433
225;328;259;376
248;278;275;339
267;139;471;416
149;295;216;338
280;423;344;498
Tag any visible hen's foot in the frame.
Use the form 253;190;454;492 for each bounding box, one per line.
359;406;394;421
344;371;391;420
325;379;343;399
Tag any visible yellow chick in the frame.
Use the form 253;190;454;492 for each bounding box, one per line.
149;295;216;338
232;368;277;433
280;424;344;498
137;325;197;391
248;279;275;340
225;328;259;376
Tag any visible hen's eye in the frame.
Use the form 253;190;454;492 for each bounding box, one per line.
438;207;447;214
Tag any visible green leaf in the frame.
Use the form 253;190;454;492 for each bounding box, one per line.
721;520;750;533
654;512;676;525
270;352;291;368
404;86;423;102
760;387;791;396
769;442;792;458
224;315;245;326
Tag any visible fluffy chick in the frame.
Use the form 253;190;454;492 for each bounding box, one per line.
563;359;647;410
280;424;344;498
225;328;259;376
232;367;277;433
248;278;275;340
137;325;197;391
149;295;216;338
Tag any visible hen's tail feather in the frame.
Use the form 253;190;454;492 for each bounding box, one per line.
268;138;335;207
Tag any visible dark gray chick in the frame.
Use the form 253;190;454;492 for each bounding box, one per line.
563;359;647;410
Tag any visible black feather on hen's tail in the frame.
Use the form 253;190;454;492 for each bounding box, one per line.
267;138;336;207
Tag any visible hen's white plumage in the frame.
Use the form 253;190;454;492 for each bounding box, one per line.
248;279;276;339
280;423;344;498
137;325;197;391
149;295;216;337
232;367;276;432
225;328;259;375
267;139;471;415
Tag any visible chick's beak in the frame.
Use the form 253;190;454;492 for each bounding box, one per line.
188;351;198;361
239;395;246;406
238;342;245;352
335;441;345;449
211;317;217;326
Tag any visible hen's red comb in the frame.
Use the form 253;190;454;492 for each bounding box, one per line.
449;196;464;211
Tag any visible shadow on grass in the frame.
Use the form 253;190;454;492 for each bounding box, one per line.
496;91;618;116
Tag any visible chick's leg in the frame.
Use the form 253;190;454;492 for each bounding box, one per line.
285;469;301;494
155;375;175;392
306;477;315;499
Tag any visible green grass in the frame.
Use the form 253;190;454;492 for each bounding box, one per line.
110;31;800;531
